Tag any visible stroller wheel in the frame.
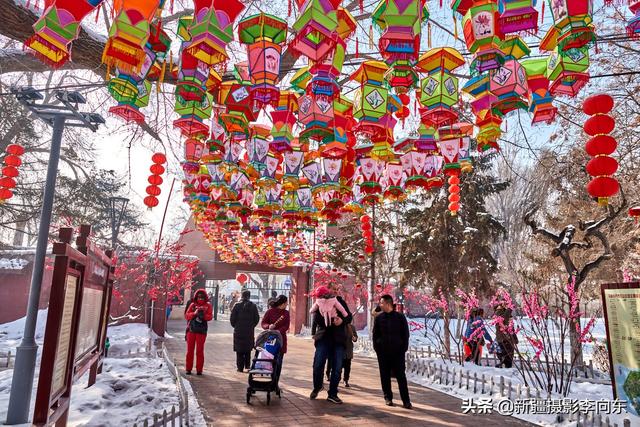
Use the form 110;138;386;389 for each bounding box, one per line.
267;392;271;405
246;388;252;404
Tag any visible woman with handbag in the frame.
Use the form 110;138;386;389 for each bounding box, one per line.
185;289;213;375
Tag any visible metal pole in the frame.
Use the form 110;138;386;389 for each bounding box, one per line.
6;116;65;424
367;202;376;338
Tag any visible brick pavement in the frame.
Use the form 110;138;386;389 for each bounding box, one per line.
165;319;532;427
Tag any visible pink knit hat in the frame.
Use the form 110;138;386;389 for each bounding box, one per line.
312;286;331;298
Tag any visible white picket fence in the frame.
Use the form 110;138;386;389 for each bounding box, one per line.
355;341;631;427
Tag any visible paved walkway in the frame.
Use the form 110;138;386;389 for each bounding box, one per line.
165;319;531;426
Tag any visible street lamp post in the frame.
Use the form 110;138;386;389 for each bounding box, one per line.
108;196;129;251
6;87;104;425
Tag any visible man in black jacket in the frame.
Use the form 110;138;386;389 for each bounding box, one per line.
310;289;353;404
230;290;260;372
373;294;412;409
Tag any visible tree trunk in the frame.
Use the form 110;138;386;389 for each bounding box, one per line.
443;311;451;356
568;277;585;367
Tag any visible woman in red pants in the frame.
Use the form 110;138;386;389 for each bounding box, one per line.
185;289;213;375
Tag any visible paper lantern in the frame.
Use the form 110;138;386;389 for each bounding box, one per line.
463;1;505;73
583;93;619;205
350;61;390;138
174;93;213;137
102;0;164;73
540;0;594;52
238;13;288;107
522;57;557;124
26;0;106;68
217;81;257;135
547;47;590;97
498;0;538;34
184;0;245;65
290;0;341;61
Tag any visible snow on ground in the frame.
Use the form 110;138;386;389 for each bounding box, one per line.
0;309;48;353
406;358;638;427
0;313;205;426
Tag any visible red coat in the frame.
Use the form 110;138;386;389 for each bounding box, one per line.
261;308;290;353
185;290;213;322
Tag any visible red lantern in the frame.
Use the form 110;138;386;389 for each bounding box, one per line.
582;94;614;116
144;196;159;208
152;152;167;164
362;230;373;239
150;164;165;175
6;144;25;156
2;166;18;178
586;156;618;177
585;135;617;157
148;175;163;185
146;185;162;196
0;177;16;188
0;188;13;201
360;214;371;224
586;176;619;200
237;273;248;284
448;175;461;215
629;206;640;223
583;114;615;136
4;155;22;167
361;221;372;231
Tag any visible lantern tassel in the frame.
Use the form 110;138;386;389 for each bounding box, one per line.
360;0;364;13
158;60;167;93
170;0;174;13
26;0;31;8
94;7;100;23
355;37;359;58
541;0;545;24
453;15;458;39
288;0;292;16
428;23;432;48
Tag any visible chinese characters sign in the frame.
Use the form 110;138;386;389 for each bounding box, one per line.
601;282;640;416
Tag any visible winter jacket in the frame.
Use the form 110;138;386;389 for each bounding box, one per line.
261;308;291;353
494;307;518;345
372;310;409;355
344;323;358;359
185;290;213;334
230;298;260;352
464;316;492;343
311;296;353;347
310;296;349;329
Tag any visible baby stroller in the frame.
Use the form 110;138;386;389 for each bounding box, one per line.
246;330;283;405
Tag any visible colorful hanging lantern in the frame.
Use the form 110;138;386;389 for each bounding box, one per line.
238;13;288;107
416;47;465;127
498;0;538;34
217;80;257;135
583;93;619;206
102;0;164;73
270;91;299;153
357;155;385;204
184;0;245;65
350;61;390;140
547;47;589;97
463;0;505;73
372;0;428;91
383;161;406;200
522;57;558;124
174;93;213;137
289;0;341;61
540;0;594;53
475;109;503;151
321;95;353;159
26;0;106;67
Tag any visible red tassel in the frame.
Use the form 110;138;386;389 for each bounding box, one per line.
288;0;292;17
355;37;359;58
170;0;174;14
360;0;364;13
541;1;545;24
94;7;100;23
26;0;31;8
34;0;39;10
440;0;443;8
595;40;599;54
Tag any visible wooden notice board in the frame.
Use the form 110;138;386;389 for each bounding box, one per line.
601;281;640;417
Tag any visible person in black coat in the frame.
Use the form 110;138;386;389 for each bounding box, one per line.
310;290;352;404
230;290;260;372
494;303;518;368
373;294;412;409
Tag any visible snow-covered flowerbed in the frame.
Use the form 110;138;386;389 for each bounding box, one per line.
0;312;206;426
406;357;638;427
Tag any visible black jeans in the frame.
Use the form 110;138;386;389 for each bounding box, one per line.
497;340;515;368
236;351;251;371
376;351;410;404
